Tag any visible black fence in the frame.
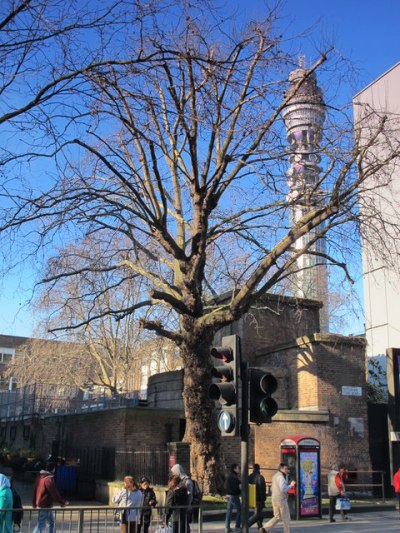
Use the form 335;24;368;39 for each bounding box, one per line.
62;446;116;481
59;445;170;486
116;447;170;485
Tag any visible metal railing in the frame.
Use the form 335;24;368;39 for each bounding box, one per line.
261;468;387;502
0;384;146;422
320;470;387;502
0;505;203;533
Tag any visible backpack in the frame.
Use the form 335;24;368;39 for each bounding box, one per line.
191;480;203;505
173;486;188;506
11;487;23;529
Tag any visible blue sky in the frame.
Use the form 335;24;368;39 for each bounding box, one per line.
282;0;398;83
1;0;399;338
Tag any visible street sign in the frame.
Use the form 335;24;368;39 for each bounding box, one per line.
218;410;235;434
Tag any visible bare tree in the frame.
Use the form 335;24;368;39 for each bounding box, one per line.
1;2;400;492
10;236;169;394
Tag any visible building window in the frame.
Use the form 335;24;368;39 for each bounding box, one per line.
0;378;10;391
0;352;13;365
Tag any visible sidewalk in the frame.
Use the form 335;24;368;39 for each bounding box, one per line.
201;499;396;523
13;476;397;516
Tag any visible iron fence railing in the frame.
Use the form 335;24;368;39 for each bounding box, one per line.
0;505;203;533
61;446;116;481
115;448;170;486
261;467;387;502
0;384;145;421
54;445;170;486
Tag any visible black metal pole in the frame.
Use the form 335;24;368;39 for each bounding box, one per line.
241;361;249;533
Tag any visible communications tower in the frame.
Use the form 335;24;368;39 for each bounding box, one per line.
282;58;329;331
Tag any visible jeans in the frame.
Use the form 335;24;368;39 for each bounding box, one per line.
225;495;241;530
33;509;55;533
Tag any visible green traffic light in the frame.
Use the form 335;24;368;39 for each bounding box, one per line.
260;397;278;418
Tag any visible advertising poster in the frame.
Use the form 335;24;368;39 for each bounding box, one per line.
299;450;319;517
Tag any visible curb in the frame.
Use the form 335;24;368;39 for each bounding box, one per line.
201;502;396;522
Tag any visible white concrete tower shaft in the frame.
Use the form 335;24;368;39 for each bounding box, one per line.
282;60;329;331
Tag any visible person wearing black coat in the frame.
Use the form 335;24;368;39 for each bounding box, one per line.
138;477;157;533
248;464;267;531
224;463;241;532
165;475;189;533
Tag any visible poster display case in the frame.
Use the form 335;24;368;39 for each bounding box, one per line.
280;435;321;520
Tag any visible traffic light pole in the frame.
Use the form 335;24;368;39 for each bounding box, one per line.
240;360;249;533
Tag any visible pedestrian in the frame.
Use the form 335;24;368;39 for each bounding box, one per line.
393;467;400;512
328;464;351;522
32;460;68;533
248;464;267;532
262;463;295;533
112;475;143;533
165;474;189;533
170;465;193;507
224;463;241;533
327;464;340;522
138;477;157;533
170;464;193;530
0;473;13;533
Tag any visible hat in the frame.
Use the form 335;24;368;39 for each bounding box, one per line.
141;477;150;484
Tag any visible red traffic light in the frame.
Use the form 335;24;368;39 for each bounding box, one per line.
210;346;233;363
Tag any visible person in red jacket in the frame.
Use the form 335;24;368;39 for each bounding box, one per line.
32;461;68;533
392;467;400;512
336;465;350;521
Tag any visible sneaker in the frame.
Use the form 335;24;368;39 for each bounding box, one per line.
330;518;336;522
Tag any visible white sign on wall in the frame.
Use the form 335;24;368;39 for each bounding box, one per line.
391;432;400;442
341;386;362;396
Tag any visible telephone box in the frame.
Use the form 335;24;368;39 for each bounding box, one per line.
280;436;321;520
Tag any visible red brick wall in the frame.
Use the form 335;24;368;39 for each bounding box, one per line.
252;334;371;476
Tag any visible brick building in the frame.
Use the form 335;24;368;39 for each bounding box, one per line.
0;293;371;485
147;293;371;475
0;334;28;390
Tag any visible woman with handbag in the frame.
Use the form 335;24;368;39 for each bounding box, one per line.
113;476;143;533
165;475;189;533
327;464;351;522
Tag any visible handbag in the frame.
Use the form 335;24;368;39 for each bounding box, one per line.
335;496;351;511
114;488;129;522
155;526;172;533
114;509;125;522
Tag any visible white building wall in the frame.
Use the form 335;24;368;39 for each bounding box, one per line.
354;62;400;357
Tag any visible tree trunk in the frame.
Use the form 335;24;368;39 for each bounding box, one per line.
180;327;226;494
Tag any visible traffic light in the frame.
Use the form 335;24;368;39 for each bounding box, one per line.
209;334;240;437
249;368;278;424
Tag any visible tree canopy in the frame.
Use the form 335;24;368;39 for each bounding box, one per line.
1;0;399;492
